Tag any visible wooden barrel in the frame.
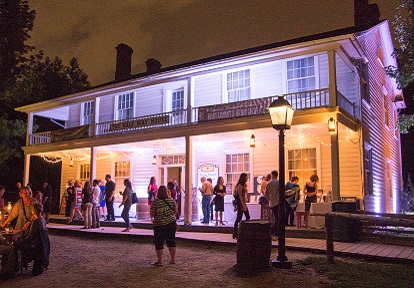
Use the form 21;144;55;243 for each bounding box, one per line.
136;198;150;219
237;220;272;271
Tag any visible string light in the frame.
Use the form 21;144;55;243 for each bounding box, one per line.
40;154;62;164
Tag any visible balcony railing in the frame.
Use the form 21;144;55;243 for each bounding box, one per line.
29;88;352;145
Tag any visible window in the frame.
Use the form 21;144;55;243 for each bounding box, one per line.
225;153;250;194
287;148;317;187
172;89;184;111
117;92;134;120
364;143;373;195
114;161;131;202
81;101;94;125
161;155;185;165
287;56;316;93
226;69;251;102
355;59;369;103
79;164;90;183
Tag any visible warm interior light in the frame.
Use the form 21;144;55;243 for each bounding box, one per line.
7;202;12;213
69;158;74;167
268;96;294;130
328;117;336;132
250;134;256;147
152;155;157;165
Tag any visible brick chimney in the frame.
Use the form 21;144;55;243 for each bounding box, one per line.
145;58;162;74
115;43;133;81
354;0;380;26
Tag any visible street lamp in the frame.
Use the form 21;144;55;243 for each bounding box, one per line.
268;95;294;269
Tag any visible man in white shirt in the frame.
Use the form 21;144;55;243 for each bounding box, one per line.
92;179;101;228
199;177;214;224
265;170;280;240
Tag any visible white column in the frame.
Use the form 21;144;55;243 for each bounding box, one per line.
330;119;340;201
90;147;97;182
26;112;34;146
186;77;194;124
91;98;100;137
328;50;337;107
23;153;30;185
184;135;193;225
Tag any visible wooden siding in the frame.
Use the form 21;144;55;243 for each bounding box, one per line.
98;94;115;122
318;54;329;89
194;74;222;107
250;61;284;98
357;27;402;213
339;134;362;198
335;54;359;118
136;85;163;116
66;103;81;128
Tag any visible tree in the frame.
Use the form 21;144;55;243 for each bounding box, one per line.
400;174;414;213
385;0;414;133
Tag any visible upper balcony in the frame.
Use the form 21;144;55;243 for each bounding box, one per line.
28;88;356;146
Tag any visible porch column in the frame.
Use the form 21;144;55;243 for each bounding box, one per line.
184;135;193;225
90;147;97;182
91;98;100;137
23;153;30;185
328;50;337;106
186;77;194;124
26;112;34;146
330;118;340;201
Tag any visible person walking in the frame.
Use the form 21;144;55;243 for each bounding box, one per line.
119;179;133;232
232;173;250;239
41;182;53;223
265;170;280;241
303;174;319;228
150;185;177;266
104;175;116;221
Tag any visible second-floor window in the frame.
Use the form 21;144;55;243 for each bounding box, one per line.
117;92;134;120
172;89;184;111
287;56;316;93
81;101;94;125
227;69;251;102
355;59;369;103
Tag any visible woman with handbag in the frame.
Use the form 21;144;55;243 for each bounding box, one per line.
119;179;133;232
150;185;177;266
232;173;250;239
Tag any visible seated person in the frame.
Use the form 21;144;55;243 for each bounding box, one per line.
0;234;14;277
23;203;50;276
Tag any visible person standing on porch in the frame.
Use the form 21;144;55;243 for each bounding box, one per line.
104;175;116;222
119;178;132;232
303;174;319;228
91;179;100;228
213;176;226;226
199;176;214;224
147;177;158;206
285;176;300;226
265;170;280;241
232;173;250;239
81;181;93;229
41;182;53;224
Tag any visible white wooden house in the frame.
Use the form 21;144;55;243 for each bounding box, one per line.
16;20;404;223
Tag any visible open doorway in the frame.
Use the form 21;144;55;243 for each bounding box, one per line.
167;166;183;219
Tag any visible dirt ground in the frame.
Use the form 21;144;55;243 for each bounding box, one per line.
2;233;331;288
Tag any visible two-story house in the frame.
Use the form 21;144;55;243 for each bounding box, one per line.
16;19;404;224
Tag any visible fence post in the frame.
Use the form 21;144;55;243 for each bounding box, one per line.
325;212;334;263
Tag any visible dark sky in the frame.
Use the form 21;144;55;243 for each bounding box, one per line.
28;0;401;86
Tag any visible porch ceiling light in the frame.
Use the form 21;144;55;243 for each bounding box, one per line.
268;96;294;130
250;134;256;148
152;155;157;165
328;117;336;132
69;158;74;167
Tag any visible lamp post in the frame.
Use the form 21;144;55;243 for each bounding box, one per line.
268;96;294;269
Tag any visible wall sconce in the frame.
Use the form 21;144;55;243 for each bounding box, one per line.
152;155;157;165
250;134;256;148
69;158;74;167
328;117;336;132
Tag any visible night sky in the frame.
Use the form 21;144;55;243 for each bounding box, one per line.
27;1;413;182
28;0;401;85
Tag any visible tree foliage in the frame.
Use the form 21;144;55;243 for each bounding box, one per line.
385;0;414;90
400;174;414;213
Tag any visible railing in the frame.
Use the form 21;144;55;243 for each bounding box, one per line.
29;88;355;145
29;131;52;145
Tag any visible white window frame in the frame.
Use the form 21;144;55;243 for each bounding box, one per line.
80;101;94;125
79;163;90;183
114;161;131;202
286;56;318;93
224;69;251;103
115;92;135;120
286;145;321;190
224;151;252;194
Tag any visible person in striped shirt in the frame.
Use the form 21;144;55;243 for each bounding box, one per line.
150;185;177;266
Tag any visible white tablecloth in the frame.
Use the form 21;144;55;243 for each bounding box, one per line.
295;202;331;229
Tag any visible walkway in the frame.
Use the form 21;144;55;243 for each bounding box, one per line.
47;216;414;264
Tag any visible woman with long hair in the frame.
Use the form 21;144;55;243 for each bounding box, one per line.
81;181;93;229
213;176;226;226
150;185;177;266
303;174;319;228
233;173;250;239
1;187;36;231
147;177;158;206
119;178;133;232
